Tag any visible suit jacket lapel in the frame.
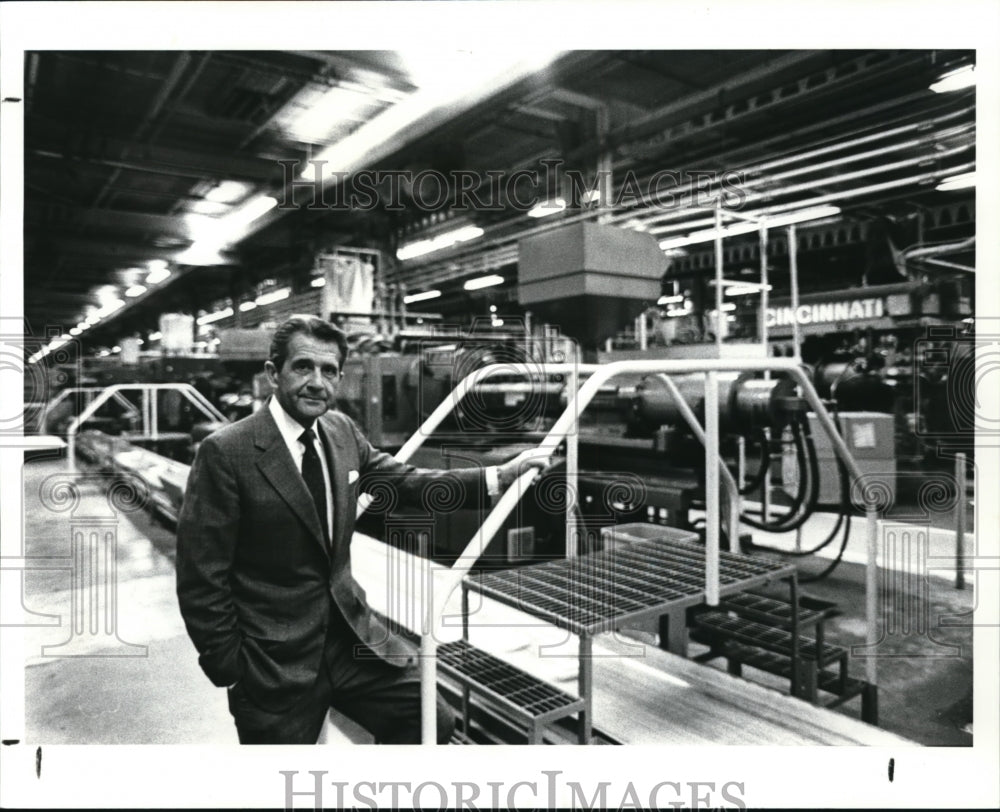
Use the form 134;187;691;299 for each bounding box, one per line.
316;416;349;555
253;407;329;557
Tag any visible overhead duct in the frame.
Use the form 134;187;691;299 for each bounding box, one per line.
517;222;665;355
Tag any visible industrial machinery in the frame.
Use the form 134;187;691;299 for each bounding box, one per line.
40;219;963;740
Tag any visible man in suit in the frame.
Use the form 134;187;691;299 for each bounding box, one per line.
176;314;546;744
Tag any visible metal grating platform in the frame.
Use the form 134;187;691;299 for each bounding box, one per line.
465;537;796;636
719;591;829;629
692;611;844;666
438;639;584;722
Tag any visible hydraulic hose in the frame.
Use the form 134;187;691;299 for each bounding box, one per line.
738;429;771;496
740;417;820;533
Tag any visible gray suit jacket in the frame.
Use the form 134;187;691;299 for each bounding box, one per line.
175;404;487;711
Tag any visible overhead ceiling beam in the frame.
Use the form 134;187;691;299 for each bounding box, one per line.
93;52;194;209
27;130;284;183
514;104;567;122
29;235;237;265
26;206;203;240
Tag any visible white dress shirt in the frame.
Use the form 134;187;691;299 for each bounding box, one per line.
268;396;333;541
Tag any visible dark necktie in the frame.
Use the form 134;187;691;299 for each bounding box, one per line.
299;428;328;544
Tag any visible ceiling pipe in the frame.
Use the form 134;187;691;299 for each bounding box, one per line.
608;108;974;226
918;257;975;273
902;237;975;261
642;142;974;235
398;101;974;278
392;161;975;292
397;121;974;280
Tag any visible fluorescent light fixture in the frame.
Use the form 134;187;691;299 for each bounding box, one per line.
179;195;279;266
397;225;484;261
173;241;230;266
95;285;121;308
43;336;71;356
659;205;841;250
85;314;101;326
69;327;82;336
239;195;279;224
936;172;975;192
527;197;567;218
403;289;442;304
148;331;163;341
725;283;773;296
463;274;504;291
930;65;975;93
306;51;562;180
239;301;258;312
146;261;172;284
125;284;147;298
310;276;327;288
719;303;737;312
197;307;234;325
255;287;291;307
94;298;126;318
98;350;110;358
111;346;122;354
187;200;230;217
666;307;692;318
206;180;252;204
282;84;383;144
657;294;684;306
188;180;254;215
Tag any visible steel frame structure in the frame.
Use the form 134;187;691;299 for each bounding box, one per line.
355;357;879;744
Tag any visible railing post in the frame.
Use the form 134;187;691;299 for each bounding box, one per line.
761;427;772;522
955;452;966;590
788;224;802;361
704;371;720;605
714;204;724;347
566;364;579;558
418;532;437;744
737;435;746;490
864;507;879;687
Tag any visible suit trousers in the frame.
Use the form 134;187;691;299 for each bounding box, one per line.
227;614;455;745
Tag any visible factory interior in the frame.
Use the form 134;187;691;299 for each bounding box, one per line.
7;42;991;761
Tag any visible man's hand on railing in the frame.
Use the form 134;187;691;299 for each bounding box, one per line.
496;447;556;492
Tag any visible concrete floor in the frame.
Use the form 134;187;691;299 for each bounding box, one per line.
17;455;974;745
19;456;233;744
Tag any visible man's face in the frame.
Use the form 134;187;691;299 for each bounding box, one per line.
265;333;342;428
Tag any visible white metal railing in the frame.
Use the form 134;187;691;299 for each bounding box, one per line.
356;357;878;744
41;387;139;434
65;384;227;469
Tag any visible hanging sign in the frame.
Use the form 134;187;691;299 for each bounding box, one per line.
765;297;885;328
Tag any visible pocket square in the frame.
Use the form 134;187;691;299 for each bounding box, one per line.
348;469;359;484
